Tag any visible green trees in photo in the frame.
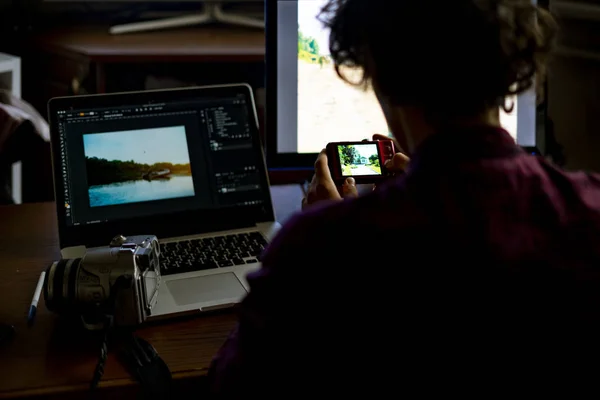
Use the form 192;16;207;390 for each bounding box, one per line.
298;29;329;65
85;157;191;186
298;30;320;56
338;145;360;166
369;154;380;168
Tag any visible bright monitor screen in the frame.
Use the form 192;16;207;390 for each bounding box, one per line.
266;0;539;171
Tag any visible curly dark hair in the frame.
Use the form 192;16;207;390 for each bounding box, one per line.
318;0;557;120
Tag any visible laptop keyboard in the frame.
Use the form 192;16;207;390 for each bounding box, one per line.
159;232;268;276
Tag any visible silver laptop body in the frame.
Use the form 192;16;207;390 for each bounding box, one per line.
48;84;280;320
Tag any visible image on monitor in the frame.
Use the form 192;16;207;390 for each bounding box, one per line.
83;126;195;208
273;0;537;162
338;143;382;176
297;0;389;154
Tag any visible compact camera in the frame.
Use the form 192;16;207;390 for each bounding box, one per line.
44;235;161;329
326;140;396;184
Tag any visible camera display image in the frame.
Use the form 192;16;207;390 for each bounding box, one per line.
83;126;195;208
297;0;389;153
337;143;382;176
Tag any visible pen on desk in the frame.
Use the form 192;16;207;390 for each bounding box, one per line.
27;270;47;327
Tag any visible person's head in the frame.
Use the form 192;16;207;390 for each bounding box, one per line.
319;0;558;152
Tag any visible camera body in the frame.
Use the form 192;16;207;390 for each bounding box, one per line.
45;235;161;329
326;140;396;184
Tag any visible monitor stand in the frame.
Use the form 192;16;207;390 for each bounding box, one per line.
109;2;264;35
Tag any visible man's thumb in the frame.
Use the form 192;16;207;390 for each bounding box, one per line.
385;152;410;172
342;177;358;198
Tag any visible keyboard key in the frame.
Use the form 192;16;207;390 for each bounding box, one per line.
202;260;219;270
159;232;267;275
249;249;262;257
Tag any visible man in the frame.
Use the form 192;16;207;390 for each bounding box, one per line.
209;0;600;395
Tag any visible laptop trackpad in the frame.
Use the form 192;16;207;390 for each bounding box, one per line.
167;273;247;306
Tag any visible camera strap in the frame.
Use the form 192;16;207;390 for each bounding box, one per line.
119;331;173;399
88;275;173;399
89;320;173;399
90;315;113;392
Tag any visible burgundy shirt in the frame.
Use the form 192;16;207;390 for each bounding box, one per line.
208;127;600;396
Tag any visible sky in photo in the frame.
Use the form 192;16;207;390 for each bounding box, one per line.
83;126;191;165
298;0;330;56
351;143;378;159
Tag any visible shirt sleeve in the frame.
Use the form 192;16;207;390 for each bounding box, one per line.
206;211;323;397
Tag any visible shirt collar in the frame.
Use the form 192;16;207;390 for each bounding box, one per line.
406;125;523;174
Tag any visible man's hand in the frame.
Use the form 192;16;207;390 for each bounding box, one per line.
302;135;410;210
302;149;358;210
372;134;410;177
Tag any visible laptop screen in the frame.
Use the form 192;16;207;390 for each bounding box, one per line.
49;85;274;247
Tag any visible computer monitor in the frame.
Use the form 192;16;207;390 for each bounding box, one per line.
265;0;544;180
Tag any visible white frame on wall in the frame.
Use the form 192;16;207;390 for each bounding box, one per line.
0;52;22;204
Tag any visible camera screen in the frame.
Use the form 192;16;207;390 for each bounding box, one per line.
337;143;382;177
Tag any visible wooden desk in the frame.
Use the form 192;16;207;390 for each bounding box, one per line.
0;185;303;399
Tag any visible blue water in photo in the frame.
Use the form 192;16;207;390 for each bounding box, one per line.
89;175;195;207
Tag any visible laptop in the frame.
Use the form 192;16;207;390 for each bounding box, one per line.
47;84;280;319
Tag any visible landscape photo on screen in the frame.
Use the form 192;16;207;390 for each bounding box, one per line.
83;126;195;208
297;0;389;153
337;143;381;176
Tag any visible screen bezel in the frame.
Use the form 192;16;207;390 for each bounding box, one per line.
48;84;275;249
265;0;316;181
328;141;388;181
265;0;550;181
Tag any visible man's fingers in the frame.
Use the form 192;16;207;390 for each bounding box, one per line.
385;152;410;172
372;133;404;153
372;133;390;141
314;149;327;168
314;149;333;180
301;195;309;210
370;133;410;172
342;177;358;198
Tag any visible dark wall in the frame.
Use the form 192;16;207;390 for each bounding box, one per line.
549;1;600;172
4;1;600;173
0;1;265;203
0;1;264;31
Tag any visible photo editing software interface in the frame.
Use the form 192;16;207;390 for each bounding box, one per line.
276;0;537;155
55;95;268;227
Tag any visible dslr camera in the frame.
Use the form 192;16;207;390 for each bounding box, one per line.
44;235;161;329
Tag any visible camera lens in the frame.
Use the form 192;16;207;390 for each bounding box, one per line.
44;258;82;314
